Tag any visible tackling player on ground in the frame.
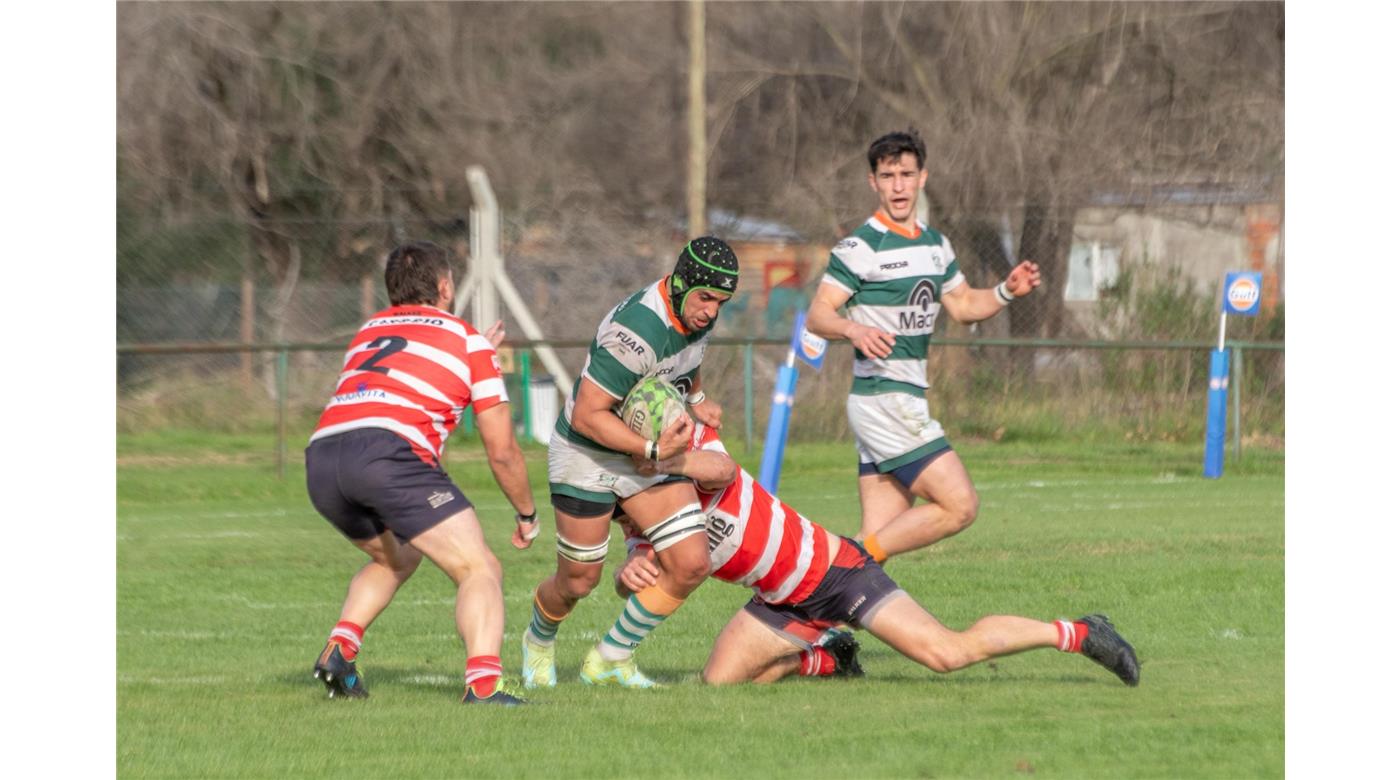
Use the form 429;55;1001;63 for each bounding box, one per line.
613;418;1140;687
521;237;740;689
805;130;1041;565
305;241;540;705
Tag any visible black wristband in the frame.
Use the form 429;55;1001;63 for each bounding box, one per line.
515;511;537;524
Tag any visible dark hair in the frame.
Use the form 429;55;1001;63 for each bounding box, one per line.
867;130;927;172
384;241;453;306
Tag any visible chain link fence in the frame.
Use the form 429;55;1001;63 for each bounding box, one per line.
117;190;1284;468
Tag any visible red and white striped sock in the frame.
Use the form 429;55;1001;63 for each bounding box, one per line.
328;620;365;661
465;656;503;697
1054;620;1088;653
797;647;837;677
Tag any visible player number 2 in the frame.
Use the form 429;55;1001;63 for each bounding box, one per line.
359;336;408;374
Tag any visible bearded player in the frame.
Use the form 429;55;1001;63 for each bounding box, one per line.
521;237;740;689
612;417;1140;687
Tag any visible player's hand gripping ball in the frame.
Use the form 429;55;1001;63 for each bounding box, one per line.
621;376;689;441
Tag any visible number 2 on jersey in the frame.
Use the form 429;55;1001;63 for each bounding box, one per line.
358;336;408;374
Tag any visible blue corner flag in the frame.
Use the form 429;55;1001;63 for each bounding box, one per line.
1203;272;1261;478
758;312;827;493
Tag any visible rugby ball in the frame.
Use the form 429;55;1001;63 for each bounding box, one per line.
620;377;689;440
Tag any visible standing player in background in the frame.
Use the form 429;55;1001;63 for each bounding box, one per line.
614;421;1140;688
805;130;1042;564
521;237;738;689
305;241;540;705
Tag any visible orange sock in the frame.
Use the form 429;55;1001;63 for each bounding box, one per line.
863;535;889;564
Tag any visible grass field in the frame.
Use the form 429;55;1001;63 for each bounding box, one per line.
117;434;1283;778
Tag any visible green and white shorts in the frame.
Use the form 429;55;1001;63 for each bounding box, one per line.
846;391;950;476
547;430;678;509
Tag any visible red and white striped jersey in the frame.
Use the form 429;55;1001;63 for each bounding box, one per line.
691;423;831;605
309;305;508;464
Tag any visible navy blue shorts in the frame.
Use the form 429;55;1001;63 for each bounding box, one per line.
857;444;953;489
743;538;905;649
305;428;472;543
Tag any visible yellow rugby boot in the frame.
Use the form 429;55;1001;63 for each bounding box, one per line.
578;646;658;689
521;628;557;689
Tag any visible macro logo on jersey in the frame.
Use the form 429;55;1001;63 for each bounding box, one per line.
309;305;507;465
900;279;938;330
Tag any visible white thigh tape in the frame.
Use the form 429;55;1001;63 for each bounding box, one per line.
641;504;707;552
557;532;610;564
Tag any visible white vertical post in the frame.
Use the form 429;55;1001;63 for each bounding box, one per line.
466;167;500;329
461;165;576;398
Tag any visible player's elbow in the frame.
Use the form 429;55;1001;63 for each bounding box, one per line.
698;458;737;491
483;438;523;471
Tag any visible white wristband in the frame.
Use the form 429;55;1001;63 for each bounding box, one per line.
994;281;1014;306
644;440;658;461
686;391;706;406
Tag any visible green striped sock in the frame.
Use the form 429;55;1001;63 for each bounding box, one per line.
527;601;562;646
598;594;665;661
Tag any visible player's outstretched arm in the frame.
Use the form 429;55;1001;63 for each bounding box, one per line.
941;260;1041;324
475;402;540;548
806;281;896;359
634;448;736;492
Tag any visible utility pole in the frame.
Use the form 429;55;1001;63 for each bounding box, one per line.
687;0;706;237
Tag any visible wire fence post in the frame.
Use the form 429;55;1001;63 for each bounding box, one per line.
744;341;754;453
520;349;533;438
276;347;288;480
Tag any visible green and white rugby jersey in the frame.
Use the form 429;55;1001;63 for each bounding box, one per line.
821;214;965;397
554;278;713;454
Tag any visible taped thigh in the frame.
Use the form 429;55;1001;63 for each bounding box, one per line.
641;502;707;552
556;531;610;564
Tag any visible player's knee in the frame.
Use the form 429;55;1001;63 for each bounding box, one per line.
558;565;603;601
922;644;972;674
700;660;742;686
392;551;424;580
663;543;711;590
947;490;979;532
438;548;502;586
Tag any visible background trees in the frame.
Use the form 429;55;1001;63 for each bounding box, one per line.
117;1;1283;340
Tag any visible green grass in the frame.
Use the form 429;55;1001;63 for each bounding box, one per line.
117;436;1283;778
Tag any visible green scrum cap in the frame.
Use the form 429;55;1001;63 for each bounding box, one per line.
670;236;739;317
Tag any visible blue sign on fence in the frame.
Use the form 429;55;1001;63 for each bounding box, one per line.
794;321;828;370
1221;272;1263;317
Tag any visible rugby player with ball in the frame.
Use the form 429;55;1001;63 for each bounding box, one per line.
612;382;1141;688
521;237;740;689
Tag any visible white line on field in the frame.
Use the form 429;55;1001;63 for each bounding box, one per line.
119;529;325;541
119;501;524;522
118;675;229;685
118;508;294;522
404;674;459;686
218;594;336;611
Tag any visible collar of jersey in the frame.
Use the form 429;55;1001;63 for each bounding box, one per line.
657;278;690;335
873;210;921;240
